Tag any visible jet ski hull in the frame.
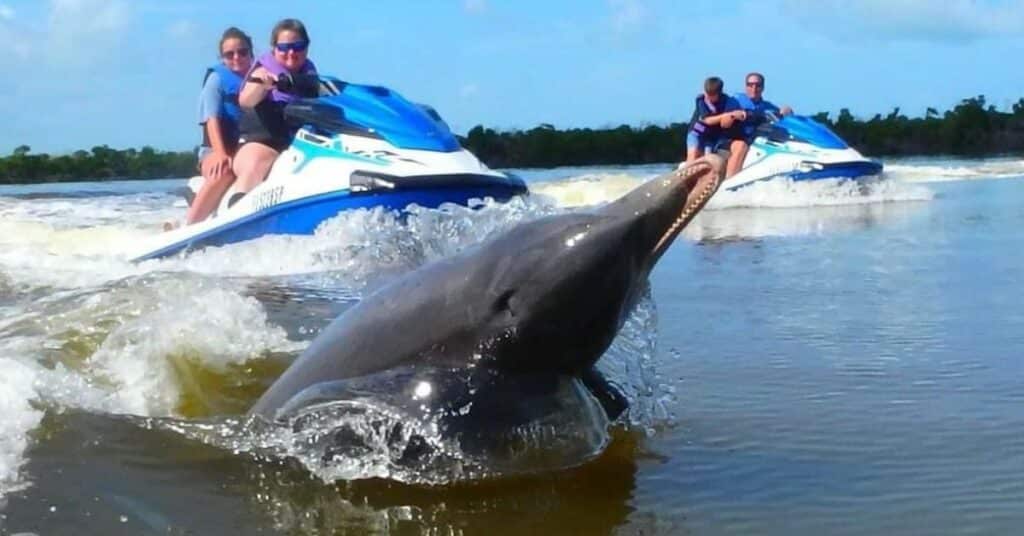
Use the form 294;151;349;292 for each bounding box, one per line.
787;160;883;182
132;175;525;261
721;115;884;191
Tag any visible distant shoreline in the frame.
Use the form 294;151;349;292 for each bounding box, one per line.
2;96;1022;185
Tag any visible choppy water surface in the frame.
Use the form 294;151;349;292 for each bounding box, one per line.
0;157;1021;534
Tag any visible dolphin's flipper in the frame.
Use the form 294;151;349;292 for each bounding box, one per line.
580;367;629;422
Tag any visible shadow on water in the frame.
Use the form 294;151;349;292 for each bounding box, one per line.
4;410;644;535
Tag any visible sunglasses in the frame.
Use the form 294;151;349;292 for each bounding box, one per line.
221;48;251;59
274;41;309;53
746;81;764;88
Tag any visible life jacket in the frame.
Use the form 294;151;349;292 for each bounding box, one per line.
689;93;745;140
688;94;725;137
239;52;319;145
251;51;318;103
200;64;244;150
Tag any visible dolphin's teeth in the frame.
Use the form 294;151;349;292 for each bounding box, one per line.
652;161;720;253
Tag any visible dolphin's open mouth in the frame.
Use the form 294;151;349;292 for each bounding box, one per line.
652;156;724;254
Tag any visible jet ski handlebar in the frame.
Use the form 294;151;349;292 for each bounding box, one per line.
247;72;321;95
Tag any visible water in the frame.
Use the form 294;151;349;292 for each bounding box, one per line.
0;157;1022;534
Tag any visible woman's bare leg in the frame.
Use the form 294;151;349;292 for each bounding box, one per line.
232;143;279;195
185;153;236;224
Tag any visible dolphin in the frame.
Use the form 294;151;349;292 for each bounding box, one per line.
249;155;724;462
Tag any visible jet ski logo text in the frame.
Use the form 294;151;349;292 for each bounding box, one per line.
252;186;285;211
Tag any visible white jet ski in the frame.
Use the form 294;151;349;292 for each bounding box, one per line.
130;76;526;262
723;112;883;190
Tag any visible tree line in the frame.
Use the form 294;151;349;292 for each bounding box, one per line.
0;145;194;184
461;95;1024;168
2;95;1023;184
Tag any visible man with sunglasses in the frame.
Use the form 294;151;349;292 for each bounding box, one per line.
736;73;792;137
727;72;793;177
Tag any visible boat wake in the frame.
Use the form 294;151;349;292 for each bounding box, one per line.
0;191;674;492
134;296;668;485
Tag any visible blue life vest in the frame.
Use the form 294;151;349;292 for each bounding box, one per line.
688;94;726;137
200;64;243;150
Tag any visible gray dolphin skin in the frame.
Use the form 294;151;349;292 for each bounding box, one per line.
249;155;724;426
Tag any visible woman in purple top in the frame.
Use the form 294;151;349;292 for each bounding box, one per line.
232;19;319;196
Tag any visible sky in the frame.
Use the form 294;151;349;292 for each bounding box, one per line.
0;0;1022;154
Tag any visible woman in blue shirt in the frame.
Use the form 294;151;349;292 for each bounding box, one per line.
185;27;254;225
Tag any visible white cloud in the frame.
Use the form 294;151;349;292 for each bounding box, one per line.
464;0;487;14
166;19;197;39
459;83;479;98
0;5;33;64
608;0;649;35
784;0;1024;43
49;0;128;33
46;0;131;66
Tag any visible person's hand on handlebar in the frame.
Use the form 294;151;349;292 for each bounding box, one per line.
254;73;278;87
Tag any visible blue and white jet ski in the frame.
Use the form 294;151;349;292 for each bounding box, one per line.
130;76;527;262
722;113;883;191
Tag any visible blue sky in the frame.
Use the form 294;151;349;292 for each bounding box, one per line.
0;0;1022;154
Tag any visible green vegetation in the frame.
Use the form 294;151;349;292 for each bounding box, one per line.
809;96;1024;157
2;95;1023;184
0;145;194;184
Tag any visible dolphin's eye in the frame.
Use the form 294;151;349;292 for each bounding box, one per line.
493;289;517;318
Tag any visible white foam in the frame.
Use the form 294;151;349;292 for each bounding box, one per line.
71;280;302;416
0;358;44;497
709;176;934;209
0;275;302;423
884;158;1024;183
530;173;648;208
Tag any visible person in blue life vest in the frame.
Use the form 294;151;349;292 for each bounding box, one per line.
730;72;794;175
185;27;254;225
685;77;748;174
231;18;319;197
